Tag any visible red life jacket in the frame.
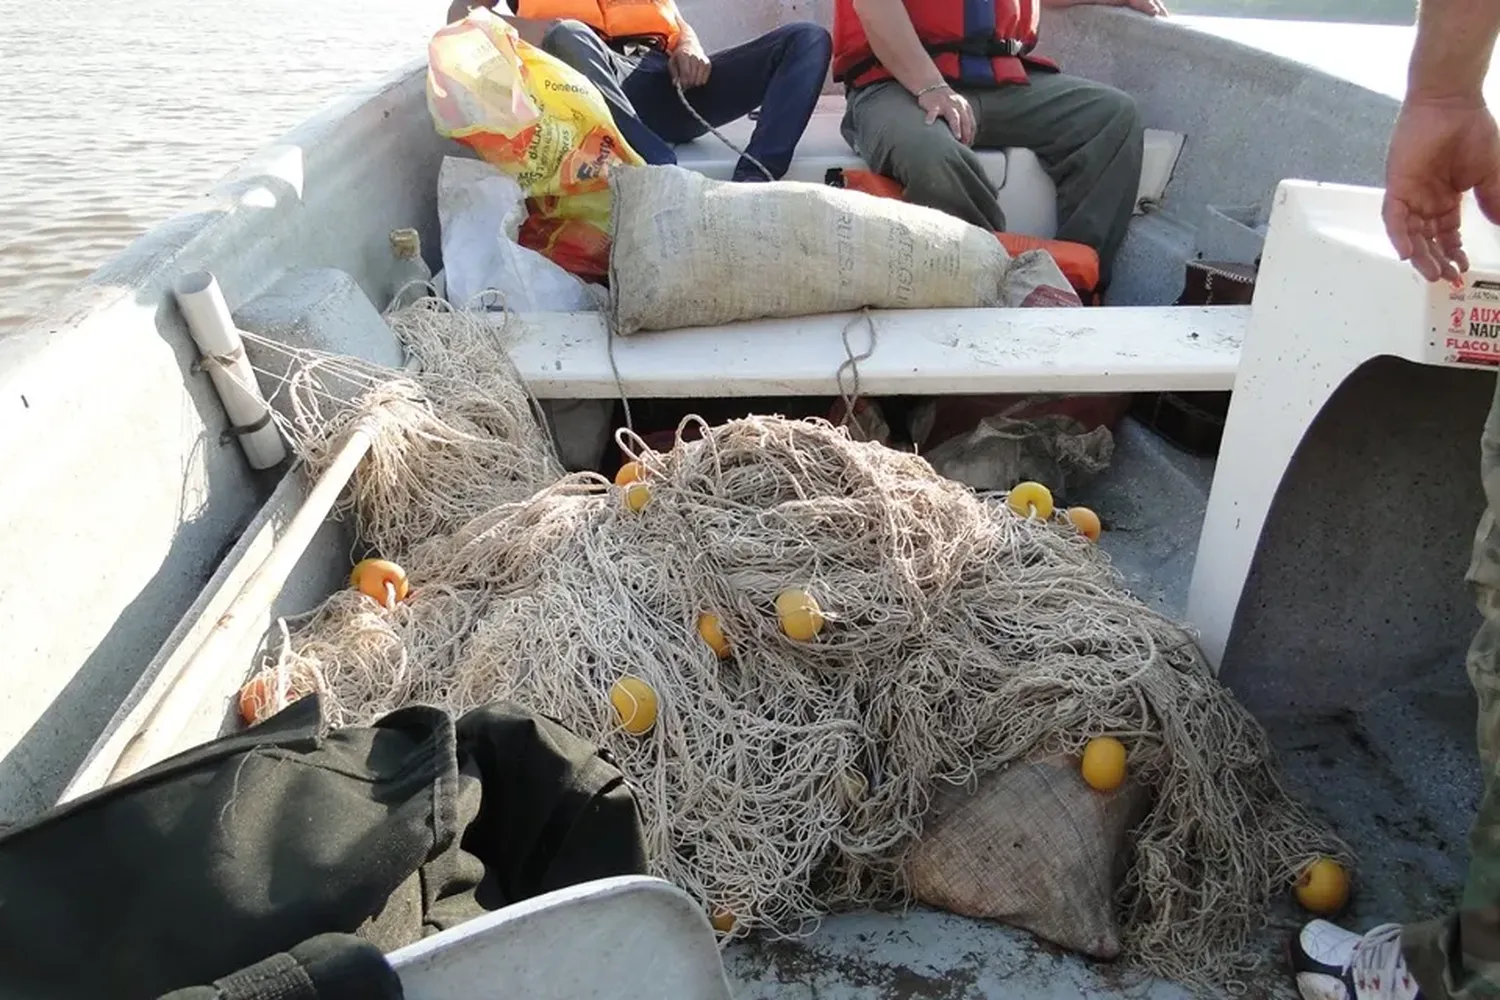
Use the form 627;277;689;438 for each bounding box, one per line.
832;0;1052;90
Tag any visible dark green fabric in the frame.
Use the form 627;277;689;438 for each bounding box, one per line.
156;934;401;1000
0;697;647;1000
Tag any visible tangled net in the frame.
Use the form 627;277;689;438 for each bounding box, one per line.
260;299;1346;991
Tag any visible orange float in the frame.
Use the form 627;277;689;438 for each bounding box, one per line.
1067;506;1103;541
350;558;410;604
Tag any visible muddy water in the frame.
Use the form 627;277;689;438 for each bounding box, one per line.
0;0;434;334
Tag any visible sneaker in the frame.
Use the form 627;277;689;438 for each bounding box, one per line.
1291;921;1422;1000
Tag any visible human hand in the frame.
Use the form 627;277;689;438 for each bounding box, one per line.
1383;97;1500;283
918;86;976;145
1042;0;1168;16
670;43;712;88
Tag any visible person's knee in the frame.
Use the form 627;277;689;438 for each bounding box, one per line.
787;21;833;61
890;139;982;215
1115;91;1144;141
540;19;599;62
766;21;833;67
1092;85;1143;143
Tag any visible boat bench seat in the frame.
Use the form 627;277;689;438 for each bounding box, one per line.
672;96;1184;240
500;305;1248;399
389;876;733;999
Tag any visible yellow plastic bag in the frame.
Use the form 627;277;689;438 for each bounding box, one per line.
426;9;642;282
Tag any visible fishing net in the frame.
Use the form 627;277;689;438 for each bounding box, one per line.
253;298;1346;991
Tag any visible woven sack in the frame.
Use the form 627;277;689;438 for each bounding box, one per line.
906;754;1149;959
607;165;1077;334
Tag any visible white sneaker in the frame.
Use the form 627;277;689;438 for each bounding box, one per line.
1291;921;1423;1000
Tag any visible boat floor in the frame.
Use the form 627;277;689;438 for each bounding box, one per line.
721;418;1479;999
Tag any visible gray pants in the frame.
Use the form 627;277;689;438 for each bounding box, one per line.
840;71;1143;282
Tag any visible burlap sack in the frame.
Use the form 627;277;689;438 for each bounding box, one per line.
607;165;1078;334
923;413;1115;494
906;755;1149;960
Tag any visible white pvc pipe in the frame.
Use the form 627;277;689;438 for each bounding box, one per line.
174;271;287;470
105;421;376;783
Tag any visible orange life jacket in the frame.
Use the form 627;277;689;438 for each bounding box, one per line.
826;167;1101;300
515;0;683;50
831;0;1052;90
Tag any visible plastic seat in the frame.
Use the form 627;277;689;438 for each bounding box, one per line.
1186;179;1500;667
389;876;734;1000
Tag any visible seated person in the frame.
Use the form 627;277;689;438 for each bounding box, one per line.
448;0;833;183
834;0;1163;283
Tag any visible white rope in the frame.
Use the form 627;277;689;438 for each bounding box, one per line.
673;80;775;182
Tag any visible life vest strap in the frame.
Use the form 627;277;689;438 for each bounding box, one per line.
611;34;671;53
837;35;1033;86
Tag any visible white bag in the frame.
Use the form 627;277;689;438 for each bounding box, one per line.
437;156;603;312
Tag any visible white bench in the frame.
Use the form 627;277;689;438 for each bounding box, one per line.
500;306;1246;399
672;95;1185;240
389;876;733;999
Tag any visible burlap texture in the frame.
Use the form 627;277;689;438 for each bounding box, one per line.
607;165;1076;334
906;755;1149;960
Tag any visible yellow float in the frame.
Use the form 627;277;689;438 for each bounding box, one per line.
624;481;651;512
1080;736;1127;792
1007;481;1054;519
697;613;732;659
615;460;644;486
775;588;824;641
609;675;659;735
1294;857;1350;915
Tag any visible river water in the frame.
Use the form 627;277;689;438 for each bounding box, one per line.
0;0;433;334
0;0;1410;335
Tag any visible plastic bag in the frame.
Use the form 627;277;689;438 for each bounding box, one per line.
437;156;603;312
426;9;643;282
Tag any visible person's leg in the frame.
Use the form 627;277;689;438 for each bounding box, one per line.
969;70;1142;281
1402;375;1500;1000
839;80;1007;230
1292;377;1500;1000
620;23;832;181
538;19;677;166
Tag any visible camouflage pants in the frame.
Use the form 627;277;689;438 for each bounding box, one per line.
1403;376;1500;999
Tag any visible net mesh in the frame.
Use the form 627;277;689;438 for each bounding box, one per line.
248;300;1347;990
